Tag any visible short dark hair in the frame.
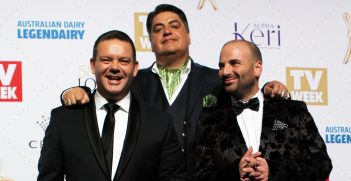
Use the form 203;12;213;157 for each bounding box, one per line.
146;4;190;35
92;30;136;61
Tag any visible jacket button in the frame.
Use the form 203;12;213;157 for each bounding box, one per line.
181;133;186;138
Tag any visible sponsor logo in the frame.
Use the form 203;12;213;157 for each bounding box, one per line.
343;12;351;64
17;20;85;40
0;61;22;102
233;22;281;49
77;65;96;91
134;13;151;52
325;126;351;144
286;67;328;105
28;115;50;149
197;0;218;10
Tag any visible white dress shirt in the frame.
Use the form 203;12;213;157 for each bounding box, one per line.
94;91;130;180
151;58;191;105
236;91;264;153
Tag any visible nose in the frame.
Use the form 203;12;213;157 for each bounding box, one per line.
110;60;120;73
222;64;231;75
163;26;172;36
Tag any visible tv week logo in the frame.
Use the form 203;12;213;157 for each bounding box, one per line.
0;61;22;102
286;67;327;105
134;12;151;52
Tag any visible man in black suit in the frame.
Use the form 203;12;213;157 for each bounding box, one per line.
37;30;186;181
194;40;332;181
60;4;289;180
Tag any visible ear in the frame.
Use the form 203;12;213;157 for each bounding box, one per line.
254;60;262;78
133;60;139;77
90;58;96;74
149;34;156;53
187;32;191;45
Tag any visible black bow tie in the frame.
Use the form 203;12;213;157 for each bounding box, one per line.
232;97;259;115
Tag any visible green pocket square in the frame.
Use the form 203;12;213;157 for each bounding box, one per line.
202;94;218;107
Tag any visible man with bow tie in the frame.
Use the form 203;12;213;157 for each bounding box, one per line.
193;40;332;181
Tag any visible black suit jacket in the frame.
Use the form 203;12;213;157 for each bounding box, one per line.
133;60;220;178
194;91;332;181
39;93;186;181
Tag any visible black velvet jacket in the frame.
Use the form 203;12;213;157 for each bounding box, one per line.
194;90;332;181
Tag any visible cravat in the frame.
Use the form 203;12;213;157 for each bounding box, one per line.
158;68;181;98
102;102;119;177
158;60;188;98
232;97;259;115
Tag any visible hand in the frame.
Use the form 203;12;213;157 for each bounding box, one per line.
239;147;262;181
263;81;290;99
248;157;269;181
63;87;90;106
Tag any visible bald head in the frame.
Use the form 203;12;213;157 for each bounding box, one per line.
221;40;262;63
218;40;263;100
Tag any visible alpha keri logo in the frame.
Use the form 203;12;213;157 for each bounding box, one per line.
134;13;151;52
286;67;327;105
0;61;22;102
233;22;281;49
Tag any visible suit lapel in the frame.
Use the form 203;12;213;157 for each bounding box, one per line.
259;99;277;156
227;109;247;155
183;61;206;120
114;95;141;180
137;66;168;109
83;98;110;179
216;102;247;157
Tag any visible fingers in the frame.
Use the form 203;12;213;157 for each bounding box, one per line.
63;89;72;106
253;157;269;180
81;92;90;104
244;146;253;157
63;87;89;106
264;81;290;99
252;151;261;159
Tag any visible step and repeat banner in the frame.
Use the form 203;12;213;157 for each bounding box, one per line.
1;0;350;180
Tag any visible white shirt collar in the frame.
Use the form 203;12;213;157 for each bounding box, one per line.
94;91;130;113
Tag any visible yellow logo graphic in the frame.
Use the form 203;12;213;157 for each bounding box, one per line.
134;12;151;52
343;12;351;64
286;67;328;105
197;0;218;10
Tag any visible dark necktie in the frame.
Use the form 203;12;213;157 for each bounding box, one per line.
232;97;259;115
102;102;119;177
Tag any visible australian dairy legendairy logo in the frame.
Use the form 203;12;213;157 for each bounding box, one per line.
325;126;351;144
17;20;85;40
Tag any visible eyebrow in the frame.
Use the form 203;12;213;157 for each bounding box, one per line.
153;19;181;28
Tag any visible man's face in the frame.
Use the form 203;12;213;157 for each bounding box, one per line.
218;42;262;99
149;11;190;57
90;39;138;101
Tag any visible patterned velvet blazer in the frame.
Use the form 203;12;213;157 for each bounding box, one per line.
194;91;332;181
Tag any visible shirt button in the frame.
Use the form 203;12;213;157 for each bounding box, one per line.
181;133;186;138
181;148;185;152
183;121;187;125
